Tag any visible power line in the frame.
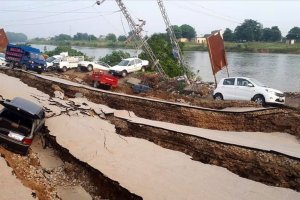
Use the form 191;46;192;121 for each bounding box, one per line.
1;3;96;25
188;2;241;22
173;1;240;24
0;9;121;14
2;10;121;27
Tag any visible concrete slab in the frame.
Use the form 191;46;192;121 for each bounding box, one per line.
221;107;268;112
31;138;64;171
0;157;34;200
115;110;300;159
1;71;300;200
47;115;300;200
126;77;141;85
56;186;92;200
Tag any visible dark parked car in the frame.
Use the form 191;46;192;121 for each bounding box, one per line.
0;97;45;154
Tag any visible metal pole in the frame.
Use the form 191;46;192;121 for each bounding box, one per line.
226;65;230;77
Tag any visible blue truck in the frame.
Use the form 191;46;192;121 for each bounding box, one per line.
5;44;46;73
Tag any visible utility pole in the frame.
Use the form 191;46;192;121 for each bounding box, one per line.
157;0;190;84
96;0;168;79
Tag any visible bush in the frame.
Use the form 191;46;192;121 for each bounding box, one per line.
139;33;193;78
99;50;131;66
45;45;93;61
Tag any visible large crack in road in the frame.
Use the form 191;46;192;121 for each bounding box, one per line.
0;69;300;199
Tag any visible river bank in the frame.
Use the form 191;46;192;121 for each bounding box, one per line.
29;40;300;54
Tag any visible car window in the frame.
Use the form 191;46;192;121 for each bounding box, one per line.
223;78;235;85
129;60;135;66
2;109;33;128
237;78;251;87
118;60;129;66
136;59;142;64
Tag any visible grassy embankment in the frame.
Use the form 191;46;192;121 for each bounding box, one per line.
184;42;300;54
30;39;300;54
30;40;137;49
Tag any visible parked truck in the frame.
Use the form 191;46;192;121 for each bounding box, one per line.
50;52;84;72
5;44;46;73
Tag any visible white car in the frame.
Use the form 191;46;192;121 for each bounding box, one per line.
109;58;149;77
46;55;62;69
0;53;6;66
213;77;285;105
77;61;110;72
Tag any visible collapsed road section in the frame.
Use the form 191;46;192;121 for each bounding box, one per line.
1;68;300;137
0;70;300;199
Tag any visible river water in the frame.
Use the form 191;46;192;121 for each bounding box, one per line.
32;44;300;92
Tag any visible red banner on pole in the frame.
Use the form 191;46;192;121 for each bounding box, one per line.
0;28;9;52
206;32;228;75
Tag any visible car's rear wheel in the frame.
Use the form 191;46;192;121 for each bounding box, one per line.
253;95;265;106
93;81;99;88
121;70;127;77
87;64;93;72
22;64;27;71
9;62;14;68
214;93;223;100
141;66;146;72
62;66;67;72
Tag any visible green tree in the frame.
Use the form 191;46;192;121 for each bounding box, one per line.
51;34;72;41
261;26;282;42
261;28;272;41
170;25;182;38
286;27;300;40
223;28;234;41
105;33;117;42
45;45;93;61
73;33;88;40
118;35;127;42
234;19;263;41
180;24;196;40
6;32;28;43
270;26;281;41
99;50;130;66
139;33;184;77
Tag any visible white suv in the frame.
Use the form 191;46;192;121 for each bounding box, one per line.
213;77;285;105
109;58;149;77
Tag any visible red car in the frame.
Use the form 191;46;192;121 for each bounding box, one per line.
91;71;118;89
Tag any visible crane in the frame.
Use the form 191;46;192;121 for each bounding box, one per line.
157;0;190;84
96;0;168;79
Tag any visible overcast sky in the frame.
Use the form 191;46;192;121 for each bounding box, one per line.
1;0;299;39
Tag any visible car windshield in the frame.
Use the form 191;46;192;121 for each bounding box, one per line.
97;61;110;68
46;57;56;62
249;78;266;87
118;60;129;66
0;53;4;59
0;109;33;136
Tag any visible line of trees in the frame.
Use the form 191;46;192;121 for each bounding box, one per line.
223;19;300;42
44;32;129;43
170;24;197;40
6;32;28;43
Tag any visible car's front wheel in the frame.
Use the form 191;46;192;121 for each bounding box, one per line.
253;95;265;106
87;64;93;72
62;66;67;72
214;93;223;101
141;66;146;72
121;70;128;77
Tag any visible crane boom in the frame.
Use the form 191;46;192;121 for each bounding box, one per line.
96;0;167;79
157;0;190;83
